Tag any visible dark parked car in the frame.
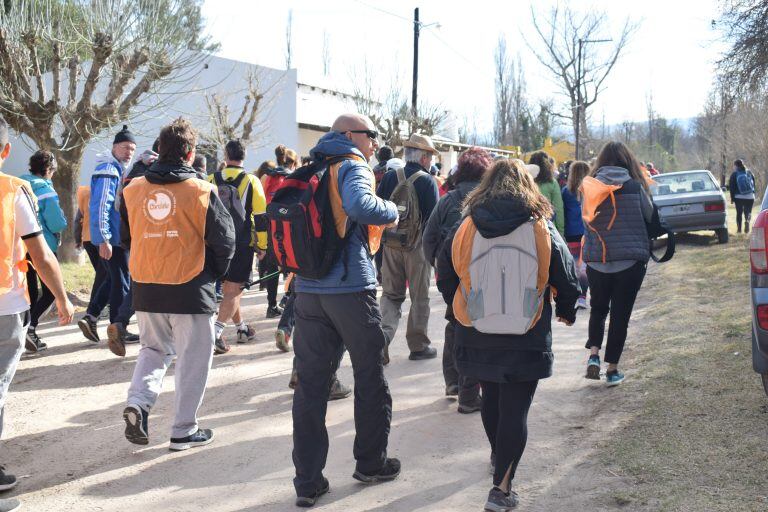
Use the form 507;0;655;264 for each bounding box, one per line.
651;170;729;243
750;185;768;397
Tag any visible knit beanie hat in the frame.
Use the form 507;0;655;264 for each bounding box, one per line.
113;125;136;145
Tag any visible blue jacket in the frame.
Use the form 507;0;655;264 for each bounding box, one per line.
561;185;585;238
296;132;398;294
89;153;124;245
19;174;67;252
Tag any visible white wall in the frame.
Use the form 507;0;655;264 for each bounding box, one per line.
3;56;297;181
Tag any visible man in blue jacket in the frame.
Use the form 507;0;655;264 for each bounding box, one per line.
292;114;400;507
89;126;138;355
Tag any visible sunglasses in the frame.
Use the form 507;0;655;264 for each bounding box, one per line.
346;129;379;140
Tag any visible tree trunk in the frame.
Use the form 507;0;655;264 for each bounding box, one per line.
52;148;85;263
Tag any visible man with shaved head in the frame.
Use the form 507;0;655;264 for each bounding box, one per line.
291;114;400;507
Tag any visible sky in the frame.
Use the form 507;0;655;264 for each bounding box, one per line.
200;0;726;138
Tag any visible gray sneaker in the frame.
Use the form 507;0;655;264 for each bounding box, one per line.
484;487;519;512
0;498;20;512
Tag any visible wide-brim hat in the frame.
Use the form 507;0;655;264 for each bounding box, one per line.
524;163;540;178
403;133;439;155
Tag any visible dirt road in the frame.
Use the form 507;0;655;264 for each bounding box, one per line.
5;283;637;511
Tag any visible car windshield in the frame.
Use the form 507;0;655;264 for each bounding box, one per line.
651;172;718;196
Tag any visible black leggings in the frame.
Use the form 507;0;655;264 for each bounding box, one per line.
480;380;538;488
734;198;754;232
262;251;279;308
26;253;56;328
586;261;646;364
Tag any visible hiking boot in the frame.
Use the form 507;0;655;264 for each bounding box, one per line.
78;315;101;343
408;346;437;360
586;355;601;380
214;337;230;355
382;343;390;366
25;328;47;353
124;331;140;344
328;378;352;401
107;323;127;357
236;325;256;344
289;368;298;389
0;465;17;491
445;384;459;397
295;477;329;508
266;305;283;319
169;428;214;451
576;297;589;310
352;458;401;484
123;404;149;445
606;370;625;387
0;498;20;512
484;487;519;511
458;395;483;414
275;329;291;352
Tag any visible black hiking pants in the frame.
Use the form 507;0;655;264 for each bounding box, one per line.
292;290;392;498
586;261;647;364
443;307;480;403
480;379;538;488
735;198;754;233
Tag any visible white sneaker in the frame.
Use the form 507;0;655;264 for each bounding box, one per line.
577;297;589;309
0;498;21;512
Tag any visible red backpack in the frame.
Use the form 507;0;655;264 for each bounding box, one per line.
266;155;355;279
263;174;286;205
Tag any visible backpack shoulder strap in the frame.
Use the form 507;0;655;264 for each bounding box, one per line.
407;170;429;186
213;171;225;186
396;167;406;184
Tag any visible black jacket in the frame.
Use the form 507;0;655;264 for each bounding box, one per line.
422;180;479;269
436;196;581;383
377;161;439;228
120;161;236;315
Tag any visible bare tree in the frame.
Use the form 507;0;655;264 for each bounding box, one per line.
322;30;331;76
201;70;279;161
0;0;215;259
717;0;768;92
494;35;513;145
285;9;293;70
528;3;636;157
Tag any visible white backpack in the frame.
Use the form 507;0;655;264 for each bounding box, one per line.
460;220;546;335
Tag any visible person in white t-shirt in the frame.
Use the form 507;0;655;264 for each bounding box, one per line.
0;115;73;512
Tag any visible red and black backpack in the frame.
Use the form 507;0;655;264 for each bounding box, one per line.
266;155;352;279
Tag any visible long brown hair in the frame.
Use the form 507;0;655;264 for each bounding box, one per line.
567;160;590;195
592;141;649;191
464;158;553;220
528;150;555;184
275;144;298;168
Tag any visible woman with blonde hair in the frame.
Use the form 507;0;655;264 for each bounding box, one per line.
437;158;580;512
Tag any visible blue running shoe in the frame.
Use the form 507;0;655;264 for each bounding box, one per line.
606;370;625;387
586;355;601;380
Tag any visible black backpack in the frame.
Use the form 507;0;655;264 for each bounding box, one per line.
214;171;253;247
266;156;357;279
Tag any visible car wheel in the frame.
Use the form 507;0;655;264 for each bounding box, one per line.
763;374;768;398
715;228;729;244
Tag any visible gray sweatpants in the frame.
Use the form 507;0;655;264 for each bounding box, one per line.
127;312;214;439
380;243;433;352
0;312;27;439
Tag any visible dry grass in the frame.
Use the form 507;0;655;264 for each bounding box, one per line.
599;204;768;511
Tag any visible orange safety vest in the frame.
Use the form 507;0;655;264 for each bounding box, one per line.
76;185;91;243
328;155;383;254
0;173;33;297
123;177;213;285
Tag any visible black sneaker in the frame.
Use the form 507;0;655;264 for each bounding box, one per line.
295;477;329;508
0;465;17;491
214;337;230;355
169;428;214;451
25;328;47;353
124;332;140;344
458;395;483;414
123;405;149;445
484;487;519;511
266;305;283;319
352;458;401;484
78;316;101;343
328;378;352;401
408;346;437;360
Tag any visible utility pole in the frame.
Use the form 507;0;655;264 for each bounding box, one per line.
412;7;420;119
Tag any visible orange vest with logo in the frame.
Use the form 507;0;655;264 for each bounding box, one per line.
328;155;383;254
76;185;91;243
0;173;33;297
123;177;213;285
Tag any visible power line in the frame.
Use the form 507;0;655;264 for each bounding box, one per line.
351;0;411;23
